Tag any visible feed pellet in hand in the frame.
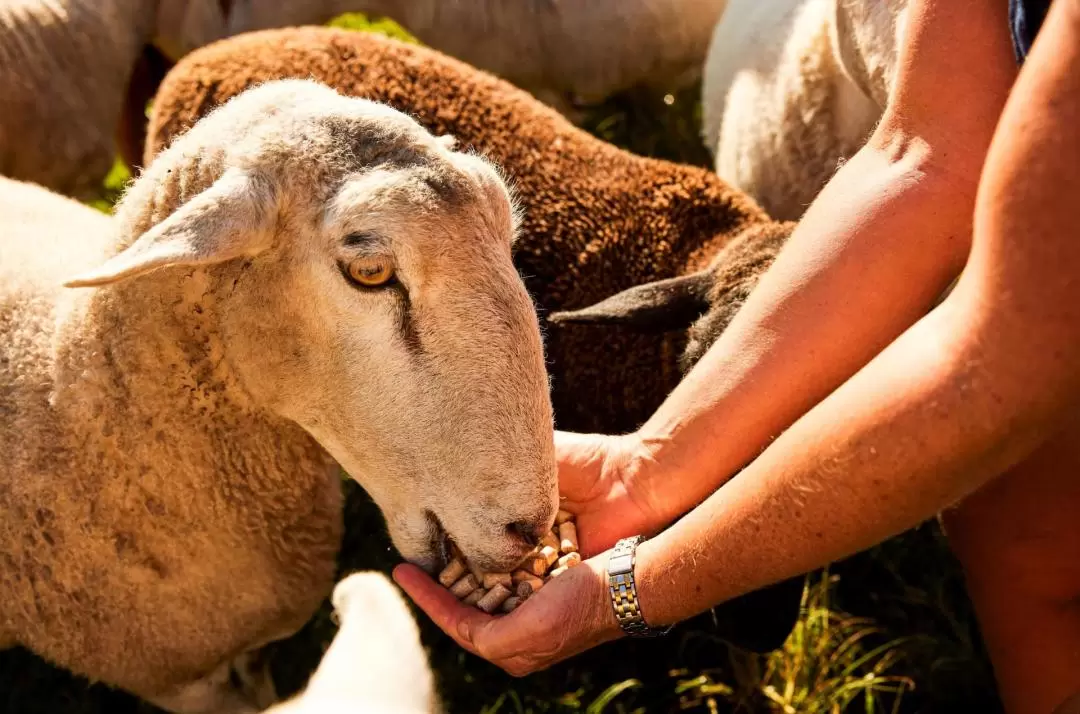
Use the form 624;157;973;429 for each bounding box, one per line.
438;510;580;613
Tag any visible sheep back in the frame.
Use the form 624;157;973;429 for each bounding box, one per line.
0;0;156;198
702;0;906;221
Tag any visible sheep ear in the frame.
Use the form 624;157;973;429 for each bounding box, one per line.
548;271;713;333
64;169;274;288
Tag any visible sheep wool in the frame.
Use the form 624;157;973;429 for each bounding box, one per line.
265;573;439;713
0;0;155;197
224;0;729;110
148;27;771;434
701;0;908;220
0;0;230;198
0;174;341;711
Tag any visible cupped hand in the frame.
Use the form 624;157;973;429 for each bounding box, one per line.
392;555;622;677
555;431;668;555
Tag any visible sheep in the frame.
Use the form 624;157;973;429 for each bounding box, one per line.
265;573;438;714
0;0;728;200
0;78;559;713
550;220;793;372
0;0;228;198
146;26;808;656
224;0;729;112
701;0;907;220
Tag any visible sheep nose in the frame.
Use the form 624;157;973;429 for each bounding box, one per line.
505;519;547;549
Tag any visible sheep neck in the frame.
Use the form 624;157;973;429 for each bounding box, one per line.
51;268;336;504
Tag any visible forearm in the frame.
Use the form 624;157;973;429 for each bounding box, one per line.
633;137;977;522
625;0;1017;529
635;298;1075;625
634;0;1080;621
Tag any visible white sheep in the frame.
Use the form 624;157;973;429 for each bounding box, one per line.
701;0;907;220
0;0;228;198
2;0;725;198
0;78;557;713
265;573;437;714
225;0;730;111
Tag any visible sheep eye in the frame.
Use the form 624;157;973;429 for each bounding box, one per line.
346;256;396;288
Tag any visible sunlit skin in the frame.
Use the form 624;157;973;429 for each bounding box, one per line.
395;0;1080;710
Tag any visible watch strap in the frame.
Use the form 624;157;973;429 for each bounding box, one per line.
607;536;670;638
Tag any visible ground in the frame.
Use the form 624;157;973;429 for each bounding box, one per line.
0;14;1003;714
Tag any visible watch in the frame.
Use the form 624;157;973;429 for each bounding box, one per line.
606;536;671;638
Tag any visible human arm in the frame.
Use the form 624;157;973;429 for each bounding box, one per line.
633;0;1080;626
395;0;1080;674
561;0;1019;556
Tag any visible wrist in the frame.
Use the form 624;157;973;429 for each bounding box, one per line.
628;536;679;629
583;556;625;642
603;536;673;637
607;432;671;528
617;429;692;528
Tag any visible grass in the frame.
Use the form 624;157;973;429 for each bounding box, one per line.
86;158;131;214
0;12;1003;714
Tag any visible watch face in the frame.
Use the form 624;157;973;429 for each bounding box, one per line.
607;553;634;574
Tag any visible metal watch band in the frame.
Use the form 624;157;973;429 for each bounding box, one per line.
606;536;670;638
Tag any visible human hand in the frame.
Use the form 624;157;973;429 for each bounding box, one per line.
555;431;669;555
392;554;622;677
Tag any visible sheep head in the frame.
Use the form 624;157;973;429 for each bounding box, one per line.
549;222;793;371
67;80;558;574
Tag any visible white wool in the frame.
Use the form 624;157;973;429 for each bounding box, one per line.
702;0;908;220
0;80;555;713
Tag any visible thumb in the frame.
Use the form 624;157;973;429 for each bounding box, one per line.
555;431;611;502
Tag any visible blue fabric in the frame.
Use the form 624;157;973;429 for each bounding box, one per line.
1010;0;1053;64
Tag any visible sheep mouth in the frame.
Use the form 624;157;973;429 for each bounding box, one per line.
425;510;454;572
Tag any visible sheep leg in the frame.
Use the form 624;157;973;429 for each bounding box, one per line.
143;650;275;714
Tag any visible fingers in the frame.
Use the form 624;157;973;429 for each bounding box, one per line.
573;517;616;558
393;562;586;677
392;564;492;656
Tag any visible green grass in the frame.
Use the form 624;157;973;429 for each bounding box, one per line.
86;157;131;214
0;13;1002;714
328;12;421;44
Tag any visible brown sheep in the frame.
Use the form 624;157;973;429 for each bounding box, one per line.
146;27;806;654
